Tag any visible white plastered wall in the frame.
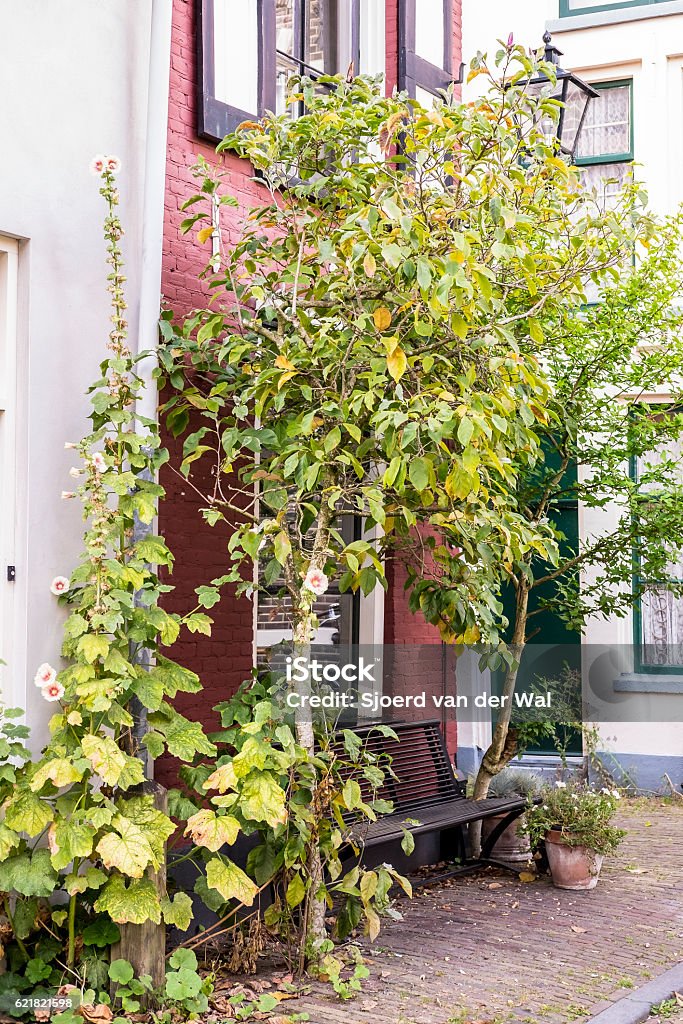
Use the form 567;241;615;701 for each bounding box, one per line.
0;0;155;741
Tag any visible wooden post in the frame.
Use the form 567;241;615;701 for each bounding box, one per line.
111;780;168;999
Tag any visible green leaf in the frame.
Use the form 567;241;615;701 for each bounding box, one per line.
95;875;162;925
0;823;21;859
286;873;306;908
185;809;240;852
77;633;110;663
409;457;430;492
457;416;474;447
82;917;121;947
109;959;134;985
50;820;95;871
401;828;416;855
161;892;193;932
30;757;83;792
205;857;258;906
185;613;213;636
81;734;127;787
239;771;287;824
416;257;432;290
0;849;58;897
5;790;53;837
342;779;362;810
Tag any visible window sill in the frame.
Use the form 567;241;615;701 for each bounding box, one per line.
549;1;683;32
614;672;683;693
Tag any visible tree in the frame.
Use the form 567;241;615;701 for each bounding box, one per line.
160;47;647;947
457;213;683;814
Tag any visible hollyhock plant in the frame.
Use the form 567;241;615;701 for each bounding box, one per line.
34;663;57;687
303;568;329;596
41;680;65;703
106;155;122;174
50;576;70;596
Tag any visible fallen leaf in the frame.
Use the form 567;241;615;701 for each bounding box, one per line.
78;1005;113;1023
511;900;519;909
626;867;649;874
518;871;536;883
488;882;503;889
644;821;652;827
570;925;587;934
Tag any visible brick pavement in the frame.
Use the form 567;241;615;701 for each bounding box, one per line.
255;800;683;1024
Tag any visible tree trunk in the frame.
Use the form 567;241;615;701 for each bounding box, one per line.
288;499;334;962
470;582;529;856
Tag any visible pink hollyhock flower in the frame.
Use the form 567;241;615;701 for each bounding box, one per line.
91;452;107;473
42;681;65;703
50;576;70;596
106;155;122;174
68;467;82;479
89;154;106;176
34;663;57;687
61;491;76;499
64;442;78;450
303;568;329;596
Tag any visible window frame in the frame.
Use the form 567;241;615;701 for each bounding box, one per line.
398;0;460;99
574;78;634;167
560;0;670;18
629;420;683;675
197;0;365;144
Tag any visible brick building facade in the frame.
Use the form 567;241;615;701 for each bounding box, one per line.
157;0;463;777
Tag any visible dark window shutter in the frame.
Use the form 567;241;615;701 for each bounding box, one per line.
398;0;462;99
197;0;276;144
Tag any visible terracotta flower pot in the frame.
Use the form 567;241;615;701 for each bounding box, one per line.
481;813;532;868
545;828;604;890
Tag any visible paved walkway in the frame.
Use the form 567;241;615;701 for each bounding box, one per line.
255;800;683;1024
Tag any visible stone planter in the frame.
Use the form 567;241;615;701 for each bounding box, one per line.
545;827;604;890
481;813;533;868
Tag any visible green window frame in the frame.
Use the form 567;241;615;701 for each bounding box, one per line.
560;0;671;19
574;79;634;167
630;444;683;676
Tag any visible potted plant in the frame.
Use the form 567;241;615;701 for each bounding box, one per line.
479;768;541;867
526;781;626;890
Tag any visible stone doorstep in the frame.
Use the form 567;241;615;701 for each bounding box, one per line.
587;963;683;1024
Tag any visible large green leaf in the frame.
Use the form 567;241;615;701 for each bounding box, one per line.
50;820;95;871
161;892;193;931
5;791;53;837
185;809;240;852
95;875;162;925
81;734;127;787
0;849;58;897
205;857;258;906
239;771;287;825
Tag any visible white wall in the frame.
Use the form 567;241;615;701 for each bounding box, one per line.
0;0;155;738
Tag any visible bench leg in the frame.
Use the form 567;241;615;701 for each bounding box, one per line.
439;824;467;864
479;807;527;861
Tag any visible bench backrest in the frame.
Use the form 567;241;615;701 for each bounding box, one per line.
336;718;460;815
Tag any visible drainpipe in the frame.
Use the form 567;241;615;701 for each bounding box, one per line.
130;0;173;774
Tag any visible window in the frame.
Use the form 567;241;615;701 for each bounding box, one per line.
255;515;361;664
398;0;462;102
560;0;670;17
575;80;633;206
198;0;385;143
631;411;683;673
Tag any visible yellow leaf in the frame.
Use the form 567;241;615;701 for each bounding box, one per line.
386;346;407;382
518;870;536;883
196;226;214;245
277;370;298;390
363;252;377;278
274;354;296;371
373;306;392;331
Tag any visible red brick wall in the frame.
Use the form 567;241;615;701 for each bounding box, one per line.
158;0;463;771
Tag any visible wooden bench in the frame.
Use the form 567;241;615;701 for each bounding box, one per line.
337;718;532;878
